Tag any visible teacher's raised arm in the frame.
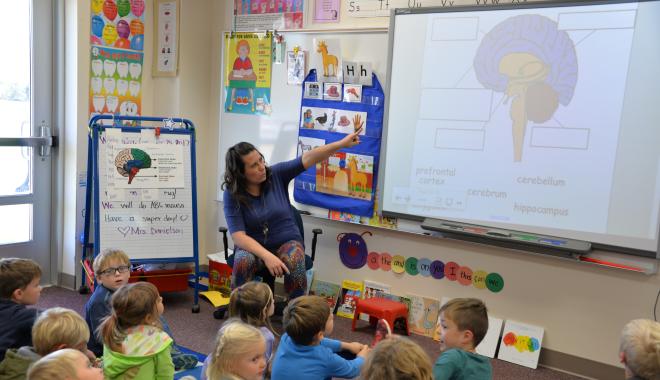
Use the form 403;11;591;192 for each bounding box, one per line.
301;127;362;170
221;132;361;301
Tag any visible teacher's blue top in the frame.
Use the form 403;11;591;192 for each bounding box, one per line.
223;156;305;251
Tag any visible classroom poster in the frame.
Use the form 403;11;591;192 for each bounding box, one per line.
314;0;340;23
89;46;143;119
154;0;179;76
234;0;304;31
90;0;145;50
224;32;273;116
90;0;145;122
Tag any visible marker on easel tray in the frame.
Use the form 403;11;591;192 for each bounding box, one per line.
464;227;488;234
486;231;510;238
539;238;565;246
512;234;537;242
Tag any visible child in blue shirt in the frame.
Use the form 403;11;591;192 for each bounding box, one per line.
433;298;492;380
0;258;42;362
271;295;369;380
84;249;197;370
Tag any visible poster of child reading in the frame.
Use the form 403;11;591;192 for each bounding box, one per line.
224;32;272;115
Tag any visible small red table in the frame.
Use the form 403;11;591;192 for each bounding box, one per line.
352;297;409;335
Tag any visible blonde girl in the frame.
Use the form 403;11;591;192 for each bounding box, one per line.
202;281;276;380
27;348;103;380
206;320;266;380
361;336;433;380
99;282;174;379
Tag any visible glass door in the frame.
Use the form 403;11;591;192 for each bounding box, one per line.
0;0;55;284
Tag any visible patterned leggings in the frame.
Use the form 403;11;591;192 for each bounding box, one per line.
231;240;307;299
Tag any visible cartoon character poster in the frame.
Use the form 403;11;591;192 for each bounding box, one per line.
316;152;373;201
89;46;143;121
224;32;273;115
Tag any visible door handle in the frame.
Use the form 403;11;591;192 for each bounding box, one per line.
0;125;57;157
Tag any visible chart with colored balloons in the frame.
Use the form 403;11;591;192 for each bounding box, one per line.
89;0;145;121
91;0;145;50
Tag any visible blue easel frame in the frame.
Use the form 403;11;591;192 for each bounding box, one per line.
83;115;200;312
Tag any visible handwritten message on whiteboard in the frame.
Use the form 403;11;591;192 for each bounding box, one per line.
98;130;194;260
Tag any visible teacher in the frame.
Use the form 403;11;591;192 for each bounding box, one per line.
222;129;362;299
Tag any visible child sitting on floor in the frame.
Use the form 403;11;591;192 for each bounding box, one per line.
362;336;433;380
202;281;277;379
271;295;369;380
27;349;103;380
0;307;93;380
84;248;196;369
100;282;174;379
619;318;660;380
433;298;492;380
0;258;42;362
205;320;267;380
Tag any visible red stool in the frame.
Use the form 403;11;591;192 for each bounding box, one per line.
352;297;409;335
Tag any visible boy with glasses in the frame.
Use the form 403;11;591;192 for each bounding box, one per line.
84;249;197;370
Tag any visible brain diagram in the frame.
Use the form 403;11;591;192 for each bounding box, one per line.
474;14;578;161
114;148;151;184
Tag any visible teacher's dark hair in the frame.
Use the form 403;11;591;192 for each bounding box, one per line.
222;142;271;207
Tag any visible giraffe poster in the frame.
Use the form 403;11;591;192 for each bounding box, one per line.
311;38;342;83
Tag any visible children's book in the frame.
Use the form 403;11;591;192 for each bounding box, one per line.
360;280;391;321
363;280;390;299
407;294;440;338
476;317;504;359
309;279;341;310
335;280;363;319
497;320;544;369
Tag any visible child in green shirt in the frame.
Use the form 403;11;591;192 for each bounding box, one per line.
433;298;492;380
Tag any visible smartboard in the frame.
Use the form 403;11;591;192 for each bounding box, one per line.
380;0;660;256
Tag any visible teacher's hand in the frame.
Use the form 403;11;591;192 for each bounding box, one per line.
263;252;290;277
339;127;362;149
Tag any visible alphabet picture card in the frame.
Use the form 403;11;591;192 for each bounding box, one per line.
344;61;372;86
497;320;544;369
304;81;322;99
343;84;362;103
312;38;342;83
323;82;342;101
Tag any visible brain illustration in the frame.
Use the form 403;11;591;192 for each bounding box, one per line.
474;15;578;161
115;148;151;184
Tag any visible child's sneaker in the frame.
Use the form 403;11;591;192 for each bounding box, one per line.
371;319;391;347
